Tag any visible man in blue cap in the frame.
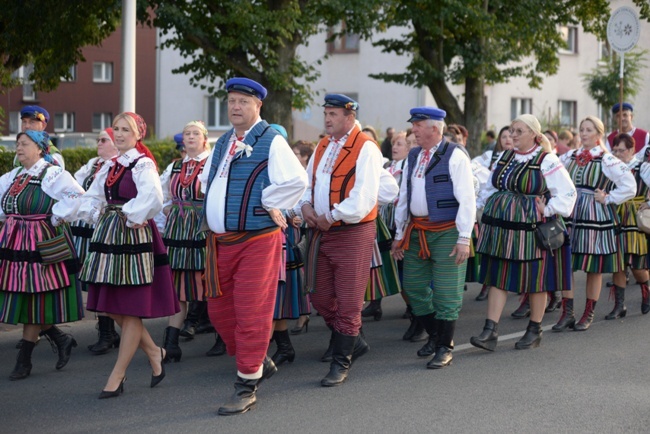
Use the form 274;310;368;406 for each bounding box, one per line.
19;105;65;168
391;106;476;369
173;132;187;159
606;102;649;157
199;77;307;415
298;93;396;387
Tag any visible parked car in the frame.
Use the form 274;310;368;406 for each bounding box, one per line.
0;135;16;151
50;132;98;150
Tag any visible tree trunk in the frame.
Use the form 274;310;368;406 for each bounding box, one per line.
463;76;486;157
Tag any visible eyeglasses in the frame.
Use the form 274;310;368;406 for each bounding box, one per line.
611;148;629;154
97;138;111;144
508;128;530;136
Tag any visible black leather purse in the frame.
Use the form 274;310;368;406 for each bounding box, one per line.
532;219;566;252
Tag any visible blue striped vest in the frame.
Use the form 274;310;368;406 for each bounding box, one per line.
203;121;277;231
406;139;460;223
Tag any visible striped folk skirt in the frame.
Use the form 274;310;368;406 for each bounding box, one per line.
569;190;623;273
70;219;94;291
618;199;650;270
0;215;83;324
365;216;401;301
274;227;311;319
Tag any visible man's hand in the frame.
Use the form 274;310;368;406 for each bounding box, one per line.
268;208;288;230
290;216;303;228
391;240;404;260
316;213;332;232
450;243;470;265
301;203;319;228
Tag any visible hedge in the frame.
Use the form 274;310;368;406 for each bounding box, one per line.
0;139;182;176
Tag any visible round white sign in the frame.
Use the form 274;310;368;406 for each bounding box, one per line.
607;6;640;53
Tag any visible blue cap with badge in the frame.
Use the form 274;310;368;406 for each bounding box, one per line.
173;132;185;150
612;102;634;114
407;107;446;123
322;94;359;111
225;77;267;100
20;105;50;123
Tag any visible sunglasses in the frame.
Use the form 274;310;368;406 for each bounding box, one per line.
97;138;111;144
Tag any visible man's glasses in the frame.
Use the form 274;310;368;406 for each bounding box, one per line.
97;138;111;144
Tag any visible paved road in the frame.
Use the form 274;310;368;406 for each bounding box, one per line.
2;272;650;433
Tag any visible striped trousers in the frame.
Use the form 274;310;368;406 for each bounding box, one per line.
206;230;282;376
310;222;375;336
403;228;466;321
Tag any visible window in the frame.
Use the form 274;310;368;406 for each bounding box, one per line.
14;65;36;100
558;100;577;128
327;21;360;54
92;113;113;131
61;65;76;82
8;112;20;134
93;62;113;83
511;98;533;119
206;96;230;129
559;26;578;54
598;41;610;62
54;113;75;132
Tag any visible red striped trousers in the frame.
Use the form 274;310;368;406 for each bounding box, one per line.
311;221;375;336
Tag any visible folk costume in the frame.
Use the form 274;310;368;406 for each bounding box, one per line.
607;103;649;153
394;107;476;369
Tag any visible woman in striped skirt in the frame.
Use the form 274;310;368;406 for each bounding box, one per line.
78;112;179;398
159;121;221;362
470;115;576;351
1;130;85;380
606;133;650;318
554;116;636;332
71;128;121;355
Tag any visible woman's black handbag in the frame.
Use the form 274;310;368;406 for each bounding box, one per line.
533;219;566;252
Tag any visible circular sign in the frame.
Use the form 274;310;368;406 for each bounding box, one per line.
607;6;640;53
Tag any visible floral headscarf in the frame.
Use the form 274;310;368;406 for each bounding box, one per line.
21;130;55;164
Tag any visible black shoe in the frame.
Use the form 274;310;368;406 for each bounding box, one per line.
218;377;258;415
271;330;295;366
98;377;126;399
415;313;437;357
545;291;562;313
256;356;277;386
475;284;489;301
321;332;356;387
206;334;227;357
290;316;310;335
180;300;202;339
574;299;597;331
179;319;197;340
426;319;455;369
605;285;626;320
9;340;35;381
361;300;382;321
88;316;120;355
427;346;453;369
321;330;335;362
151;347;166;388
42;326;77;370
511;294;530;319
194;301;215;334
195;321;216;335
470;319;498;352
514;320;542;350
552;298;576;332
162;326;182;363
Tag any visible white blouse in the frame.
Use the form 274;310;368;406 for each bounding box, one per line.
77;148;163;227
0;158;84;224
477;148;577;218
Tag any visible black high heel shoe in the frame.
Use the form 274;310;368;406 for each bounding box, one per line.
290;316;310;335
150;347;166;388
99;377;126;399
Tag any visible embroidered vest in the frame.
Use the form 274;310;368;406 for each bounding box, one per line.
608;128;648;153
406;139;461;223
565;152;614;192
492;150;550;197
2;165;54;216
311;126;378;226
203;121;276;231
170;158;206;203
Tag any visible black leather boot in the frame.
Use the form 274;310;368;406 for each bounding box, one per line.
271;329;295;366
217;377;258;415
195;301;216;334
180;301;200;339
416;314;438;357
511;294;530;319
361;299;383;321
352;328;370;361
162;326;182;363
403;306;428;342
574;299;597;331
641;281;650;315
427;319;455;369
320;329;335;362
321;332;356;387
257;356;278;385
545;291;562;313
552;298;575;332
515;320;542;349
88;316;120;355
42;326;77;370
470;319;499;352
9;340;35;380
206;334;227;357
605;285;627;320
475;284;489;301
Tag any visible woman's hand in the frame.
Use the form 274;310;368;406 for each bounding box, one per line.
131;222;148;229
594;188;608;205
535;196;546;219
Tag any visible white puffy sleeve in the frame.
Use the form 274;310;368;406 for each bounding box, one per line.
160;161;174;206
602;153;637;205
73;157;98;185
41;166;86;222
262;135;308;211
378;167;399;206
77;163;110;224
540;153;577;218
122;157;164;226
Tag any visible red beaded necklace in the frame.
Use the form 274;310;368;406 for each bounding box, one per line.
106;162;126;187
514;144;539;156
8;173;32;196
575;149;593;167
179;159;206;189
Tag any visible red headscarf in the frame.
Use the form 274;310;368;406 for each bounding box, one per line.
124;112;158;170
104;127;115;143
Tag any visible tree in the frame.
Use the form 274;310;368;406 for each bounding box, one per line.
371;0;650;155
149;0;382;139
583;48;647;130
0;1;122;91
